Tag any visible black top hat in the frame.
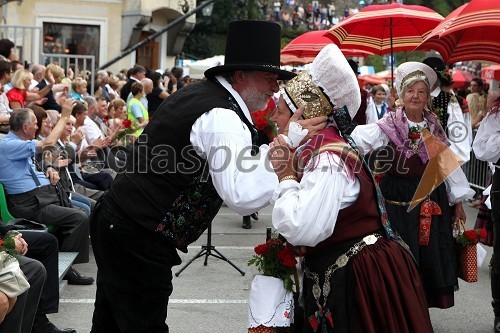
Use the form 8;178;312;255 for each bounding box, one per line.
204;20;295;80
423;56;453;86
422;56;446;72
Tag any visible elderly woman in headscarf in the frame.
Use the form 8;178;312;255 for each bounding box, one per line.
349;61;474;309
268;44;433;333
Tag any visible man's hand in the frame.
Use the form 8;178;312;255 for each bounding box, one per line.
46;69;56;85
45;167;60;185
91;137;110;149
61;98;76;119
71;128;84;145
54;157;71;168
283;106;327;144
14;234;28;255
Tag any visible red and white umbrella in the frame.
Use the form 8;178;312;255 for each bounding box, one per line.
417;0;500;64
280;30;373;65
327;3;443;86
451;69;475;89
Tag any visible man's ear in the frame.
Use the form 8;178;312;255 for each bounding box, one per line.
233;71;247;83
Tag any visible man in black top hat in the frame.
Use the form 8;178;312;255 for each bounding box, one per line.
89;20;327;333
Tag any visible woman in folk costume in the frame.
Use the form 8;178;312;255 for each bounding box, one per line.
350;61;474;309
268;44;433;333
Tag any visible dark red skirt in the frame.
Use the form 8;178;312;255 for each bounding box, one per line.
302;237;433;333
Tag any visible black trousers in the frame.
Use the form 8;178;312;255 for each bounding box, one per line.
8;185;89;264
23;231;59;314
90;192;181;333
80;172;113;191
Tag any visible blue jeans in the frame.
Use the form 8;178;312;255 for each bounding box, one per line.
70;192;91;215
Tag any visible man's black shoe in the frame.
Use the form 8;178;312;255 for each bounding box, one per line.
33;313;77;333
242;216;252;229
495;317;500;333
64;267;94;285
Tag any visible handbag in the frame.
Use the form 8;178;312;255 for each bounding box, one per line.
454;219;478;283
458;244;478;283
0;252;30;298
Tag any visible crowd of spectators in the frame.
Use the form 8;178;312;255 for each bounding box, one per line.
259;0;362;30
0;36;190;332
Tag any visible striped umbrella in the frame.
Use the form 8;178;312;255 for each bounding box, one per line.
327;3;443;86
417;0;500;64
280;30;373;65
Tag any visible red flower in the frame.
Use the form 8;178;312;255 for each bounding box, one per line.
122;119;132;128
282;255;297;268
102;118;108;123
479;229;487;238
250;98;277;134
254;244;269;256
409;133;420;140
457;228;485;247
464;230;478;241
248;233;297;292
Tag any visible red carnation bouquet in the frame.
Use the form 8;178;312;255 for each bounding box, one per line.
250;97;277;140
456;228;487;247
112;119;138;144
248;233;297;292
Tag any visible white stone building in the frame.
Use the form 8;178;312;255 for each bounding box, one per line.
0;0;199;74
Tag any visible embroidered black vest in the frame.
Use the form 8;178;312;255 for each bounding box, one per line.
110;79;256;252
432;90;452;132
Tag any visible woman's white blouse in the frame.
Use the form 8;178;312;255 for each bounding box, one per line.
350;123;474;204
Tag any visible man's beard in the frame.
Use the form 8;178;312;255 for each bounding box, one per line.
240;81;269;112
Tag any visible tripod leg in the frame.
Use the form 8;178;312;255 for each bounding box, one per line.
204;245;211;266
211;247;245;276
175;246;207;277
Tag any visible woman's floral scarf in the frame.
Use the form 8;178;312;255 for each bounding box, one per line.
377;107;449;163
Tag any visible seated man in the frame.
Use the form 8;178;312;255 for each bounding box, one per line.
0;227;76;333
0;100;93;285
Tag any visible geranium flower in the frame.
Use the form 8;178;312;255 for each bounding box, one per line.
248;232;297;292
456;228;487;247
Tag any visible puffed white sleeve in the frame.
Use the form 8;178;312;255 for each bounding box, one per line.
270;152;359;247
349;122;389;155
447;100;471;163
190;108;277;216
473;113;500;163
443;167;475;204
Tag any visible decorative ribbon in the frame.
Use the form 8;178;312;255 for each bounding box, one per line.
308;307;334;333
419;198;442;245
